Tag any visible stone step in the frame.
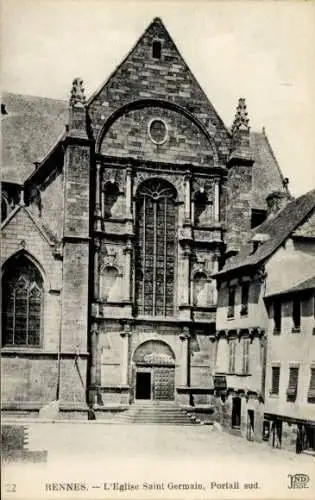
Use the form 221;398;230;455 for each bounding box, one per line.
112;402;198;425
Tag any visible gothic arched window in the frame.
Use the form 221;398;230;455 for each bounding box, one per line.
2;255;43;347
135;179;177;317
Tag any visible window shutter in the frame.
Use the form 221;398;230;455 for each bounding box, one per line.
241;283;249;315
287;367;299;401
229;339;236;373
292;299;301;331
273;301;282;334
271;366;280;394
242;338;250;374
228;287;235;318
307;368;315;403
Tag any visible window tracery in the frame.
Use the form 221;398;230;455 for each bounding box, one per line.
2;255;43;347
135;179;177;316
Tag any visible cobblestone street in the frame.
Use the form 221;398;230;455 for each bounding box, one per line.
3;422;314;500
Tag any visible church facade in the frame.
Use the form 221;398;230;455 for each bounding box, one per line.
1;18;288;416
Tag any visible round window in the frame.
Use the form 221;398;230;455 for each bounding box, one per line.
148;119;168;145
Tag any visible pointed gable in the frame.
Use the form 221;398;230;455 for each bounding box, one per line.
1;205;60;288
88;17;230;164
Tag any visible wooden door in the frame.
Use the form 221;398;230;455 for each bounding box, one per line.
153;367;175;401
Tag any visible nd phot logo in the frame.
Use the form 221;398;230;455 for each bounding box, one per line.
288;474;310;489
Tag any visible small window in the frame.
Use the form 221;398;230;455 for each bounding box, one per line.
152;40;161;59
271;366;280;395
307;368;315;403
241;282;249;316
228;338;236;373
242;338;250;374
273;301;281;334
228;286;235;318
1;195;9;222
251;209;267;229
148;119;167;145
292;298;301;332
287;366;299;402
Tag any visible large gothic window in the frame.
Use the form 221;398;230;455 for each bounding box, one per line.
2;255;43;347
135;179;177;317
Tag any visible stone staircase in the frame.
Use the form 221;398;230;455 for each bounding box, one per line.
112;401;199;425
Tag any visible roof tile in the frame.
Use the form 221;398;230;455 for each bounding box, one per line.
216;189;315;277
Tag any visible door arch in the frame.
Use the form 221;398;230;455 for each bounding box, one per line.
133;340;175;401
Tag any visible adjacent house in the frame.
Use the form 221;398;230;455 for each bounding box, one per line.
212;189;315;451
264;276;315;454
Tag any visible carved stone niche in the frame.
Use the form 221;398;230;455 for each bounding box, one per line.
100;246;123;274
102;168;126;192
99;246;123;302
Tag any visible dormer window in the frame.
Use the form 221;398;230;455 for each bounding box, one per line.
152;40;161;59
251;233;270;254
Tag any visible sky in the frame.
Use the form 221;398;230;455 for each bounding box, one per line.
2;0;315;196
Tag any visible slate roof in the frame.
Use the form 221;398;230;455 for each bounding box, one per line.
1;92;287;206
1;92;68;184
265;275;315;298
250;130;288;210
215;188;315;278
292;209;315;238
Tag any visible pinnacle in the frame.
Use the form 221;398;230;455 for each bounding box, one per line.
231;97;250;133
69;77;86;108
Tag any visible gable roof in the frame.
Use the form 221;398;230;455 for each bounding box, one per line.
87;17;229;135
1;92;68;184
1;17;286;205
215;189;315;278
292;207;315;238
265;275;315;298
1;90;287;202
1;204;57;246
250;130;288;210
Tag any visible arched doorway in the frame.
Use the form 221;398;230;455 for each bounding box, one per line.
133;340;175;401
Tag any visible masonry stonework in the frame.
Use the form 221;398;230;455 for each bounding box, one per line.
1;18;288;417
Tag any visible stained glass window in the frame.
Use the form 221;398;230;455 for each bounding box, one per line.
2;255;43;347
135;179;177;317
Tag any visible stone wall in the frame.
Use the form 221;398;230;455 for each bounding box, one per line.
212;393;264;443
100;106;214;167
225;164;253;254
88;18;230;168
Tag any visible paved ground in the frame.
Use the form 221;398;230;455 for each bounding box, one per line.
2;422;314;500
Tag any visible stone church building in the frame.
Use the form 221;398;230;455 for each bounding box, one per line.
1;18;288;416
